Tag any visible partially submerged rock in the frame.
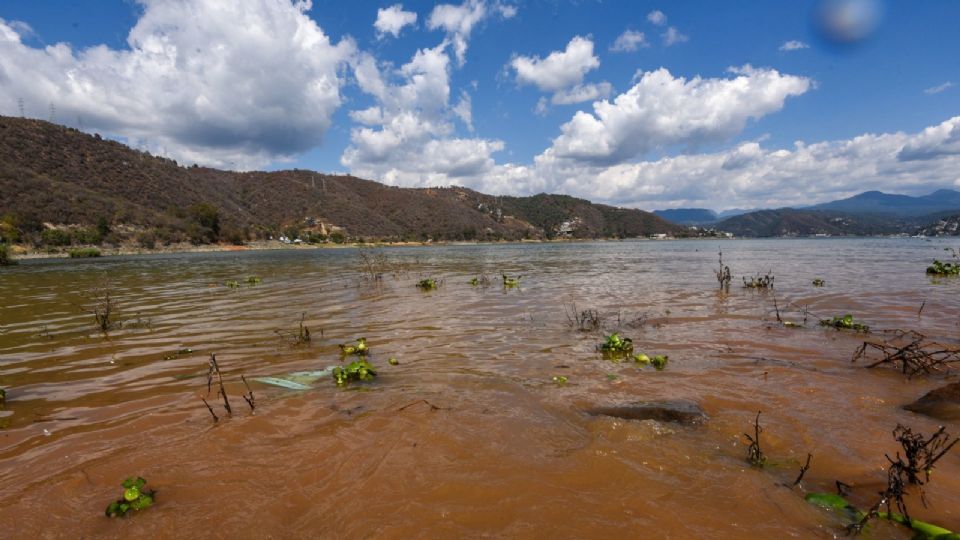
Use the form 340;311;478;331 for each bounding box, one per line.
585;399;708;425
904;382;960;421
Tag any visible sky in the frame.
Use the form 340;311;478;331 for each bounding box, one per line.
0;0;958;212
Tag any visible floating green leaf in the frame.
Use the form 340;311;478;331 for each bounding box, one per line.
600;332;633;355
805;492;956;538
551;375;568;386
651;355;669;370
339;337;369;356
502;273;522;288
812;278;825;287
927;259;960;276
332;359;377;386
388;357;399;366
819;314;869;332
106;477;154;518
416;278;438;290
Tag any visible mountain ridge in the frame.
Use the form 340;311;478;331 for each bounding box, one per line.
0;116;681;246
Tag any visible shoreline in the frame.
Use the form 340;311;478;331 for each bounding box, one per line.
7;237;639;260
6;234;935;261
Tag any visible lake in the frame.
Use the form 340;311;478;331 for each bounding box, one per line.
1;238;959;538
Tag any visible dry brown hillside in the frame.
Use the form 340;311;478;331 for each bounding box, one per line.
0;116;682;246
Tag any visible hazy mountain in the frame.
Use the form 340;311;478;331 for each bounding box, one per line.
652;208;718;225
808;189;960;217
716;209;910;237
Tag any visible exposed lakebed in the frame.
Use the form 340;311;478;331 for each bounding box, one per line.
1;238;959;538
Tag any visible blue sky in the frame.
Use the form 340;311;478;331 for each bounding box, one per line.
1;0;958;211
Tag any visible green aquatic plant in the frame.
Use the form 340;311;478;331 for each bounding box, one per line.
819;314;869;332
339;337;368;356
633;353;669;370
388;357;399;366
69;247;101;258
224;280;240;288
469;274;491;287
926;259;960;276
333;359;377;386
551;375;568;386
246;276;262;285
105;477;155;518
0;387;5;406
599;332;633;354
501;273;522;288
812;278;825;287
416;278;439;290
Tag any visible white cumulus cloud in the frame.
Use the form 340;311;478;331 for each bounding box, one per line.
647;10;667;26
610;30;648;52
545;65;812;164
662;26;688;46
374;4;418;39
428;0;513;66
0;1;354;169
779;40;810;51
551;82;612;105
510;35;600;92
342;43;504;189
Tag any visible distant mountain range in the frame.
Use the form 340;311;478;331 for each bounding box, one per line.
654;189;960;236
0;116;679;246
806;189;960;216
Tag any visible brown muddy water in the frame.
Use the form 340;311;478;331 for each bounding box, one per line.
1;238;959;539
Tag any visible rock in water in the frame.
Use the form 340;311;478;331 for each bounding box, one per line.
585;399;708;425
904;382;960;421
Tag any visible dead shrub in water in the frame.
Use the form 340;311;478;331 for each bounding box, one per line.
743;410;766;467
356;247;390;282
82;275;120;332
565;303;605;331
742;272;774;289
275;312;316;346
564;304;648;333
716;250;732;290
852;330;960;377
849;424;958;533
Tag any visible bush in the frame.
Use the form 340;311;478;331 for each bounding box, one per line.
71;227;102;245
329;231;345;244
41;228;72;246
0;243;15;266
137;231;157;249
69;247;101;258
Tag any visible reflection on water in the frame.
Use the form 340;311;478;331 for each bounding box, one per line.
1;238;959;538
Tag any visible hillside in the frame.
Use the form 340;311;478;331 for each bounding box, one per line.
0;116;681;246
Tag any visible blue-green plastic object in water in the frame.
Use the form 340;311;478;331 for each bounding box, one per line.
252;368;334;390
